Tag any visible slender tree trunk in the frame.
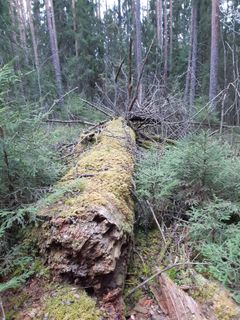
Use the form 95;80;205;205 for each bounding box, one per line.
118;0;122;27
209;0;220;112
184;3;194;105
156;0;163;50
45;0;64;102
16;0;28;65
71;0;79;57
8;0;19;66
26;0;42;105
189;3;198;111
132;0;142;104
163;0;168;87
169;0;173;72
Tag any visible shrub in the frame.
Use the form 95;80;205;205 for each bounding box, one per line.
136;133;240;211
0;65;62;207
136;133;240;299
188;200;240;293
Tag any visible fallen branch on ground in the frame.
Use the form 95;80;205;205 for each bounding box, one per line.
45;119;95;125
126;262;208;297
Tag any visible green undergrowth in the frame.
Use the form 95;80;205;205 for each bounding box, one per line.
135;132;240;303
124;229;163;308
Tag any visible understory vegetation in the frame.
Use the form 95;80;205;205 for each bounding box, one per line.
0;64;104;300
136;133;240;302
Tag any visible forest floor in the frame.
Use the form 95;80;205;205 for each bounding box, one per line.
3;118;240;320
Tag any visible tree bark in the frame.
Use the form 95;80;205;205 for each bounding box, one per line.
163;0;168;87
184;1;196;108
39;118;135;318
169;0;173;72
209;0;220;112
71;0;79;57
16;0;29;65
189;2;198;111
132;0;142;104
45;0;64;102
26;0;42;104
156;0;163;50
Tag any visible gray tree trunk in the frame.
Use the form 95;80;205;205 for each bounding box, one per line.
26;0;42;105
156;0;163;50
163;0;168;86
184;3;194;106
45;0;64;101
189;3;198;111
132;0;142;104
71;0;79;57
209;0;220;112
16;0;29;65
169;0;173;72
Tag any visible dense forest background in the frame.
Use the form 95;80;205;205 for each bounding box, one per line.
1;0;240;317
0;0;239;118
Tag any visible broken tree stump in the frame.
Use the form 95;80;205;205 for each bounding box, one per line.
38;118;136;318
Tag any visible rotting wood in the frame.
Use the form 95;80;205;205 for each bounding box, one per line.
38;118;136;319
151;274;209;320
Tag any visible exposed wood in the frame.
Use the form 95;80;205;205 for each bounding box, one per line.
151;274;209;320
38;118;136;318
126;262;207;298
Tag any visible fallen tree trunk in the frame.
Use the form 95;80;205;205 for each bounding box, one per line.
38;118;136;318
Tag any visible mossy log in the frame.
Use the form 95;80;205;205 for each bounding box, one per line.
38;118;135;317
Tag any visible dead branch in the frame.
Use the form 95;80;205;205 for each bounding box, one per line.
115;57;125;83
128;39;154;113
45;119;95;125
48;87;78;112
147;200;167;244
79;97;114;118
126;262;208;297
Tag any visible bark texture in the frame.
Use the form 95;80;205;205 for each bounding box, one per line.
132;0;143;104
45;0;63;101
39;118;135;318
184;1;198;111
156;0;163;50
26;0;42;103
209;0;220;112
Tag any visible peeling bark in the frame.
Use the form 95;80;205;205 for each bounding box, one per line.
38;118;136;318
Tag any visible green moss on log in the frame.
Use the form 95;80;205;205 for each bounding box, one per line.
40;286;102;320
39;118;135;229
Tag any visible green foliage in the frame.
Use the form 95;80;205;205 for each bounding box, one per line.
136;133;240;210
0;64;62;295
136;133;240;300
188;200;240;293
0;65;62;206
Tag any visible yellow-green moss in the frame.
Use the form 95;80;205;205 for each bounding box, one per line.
40;286;101;320
191;274;240;320
40;118;135;230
